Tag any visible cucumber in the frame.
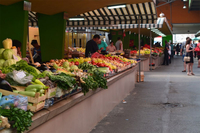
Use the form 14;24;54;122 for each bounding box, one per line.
25;84;43;91
26;88;37;92
19;91;36;97
13;90;19;93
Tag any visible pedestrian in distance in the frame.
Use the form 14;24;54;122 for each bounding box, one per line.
176;43;180;55
168;43;171;64
162;40;169;65
180;37;190;72
185;39;195;76
196;40;200;68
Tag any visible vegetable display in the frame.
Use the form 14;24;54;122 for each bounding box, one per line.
0;106;33;133
49;73;76;90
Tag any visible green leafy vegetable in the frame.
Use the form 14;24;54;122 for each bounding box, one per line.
0;106;33;133
81;75;98;95
49;72;76;90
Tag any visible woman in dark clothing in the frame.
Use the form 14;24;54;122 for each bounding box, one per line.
186;39;194;76
176;43;180;55
162;40;169;65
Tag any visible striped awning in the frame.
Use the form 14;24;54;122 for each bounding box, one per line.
66;17;165;30
66;2;157;27
28;11;38;27
66;24;161;30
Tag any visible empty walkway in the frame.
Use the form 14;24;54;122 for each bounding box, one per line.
90;56;200;133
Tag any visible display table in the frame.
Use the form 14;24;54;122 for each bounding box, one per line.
138;58;149;72
27;66;137;133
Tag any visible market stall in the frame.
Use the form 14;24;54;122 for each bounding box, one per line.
0;0;158;132
0;38;138;132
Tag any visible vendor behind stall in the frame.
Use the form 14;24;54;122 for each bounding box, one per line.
12;40;22;57
106;41;116;52
85;34;101;57
115;37;123;51
31;40;42;63
98;40;108;51
12;40;29;63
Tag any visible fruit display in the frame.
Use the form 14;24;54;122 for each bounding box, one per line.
68;47;85;54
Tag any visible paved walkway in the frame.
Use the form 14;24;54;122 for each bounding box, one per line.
90;56;200;133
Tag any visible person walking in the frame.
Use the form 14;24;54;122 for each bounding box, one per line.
168;44;171;64
162;40;169;65
176;43;180;55
180;37;190;72
170;43;174;58
186;39;194;76
196;40;200;68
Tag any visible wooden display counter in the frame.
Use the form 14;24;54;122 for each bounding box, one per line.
152;56;159;68
138;58;149;72
27;66;137;133
158;54;164;66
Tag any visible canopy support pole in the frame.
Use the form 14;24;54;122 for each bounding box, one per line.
150;28;152;71
138;17;141;82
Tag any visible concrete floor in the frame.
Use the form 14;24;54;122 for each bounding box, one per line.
90;56;200;133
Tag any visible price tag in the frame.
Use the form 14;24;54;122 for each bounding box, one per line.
16;71;26;79
13;55;18;61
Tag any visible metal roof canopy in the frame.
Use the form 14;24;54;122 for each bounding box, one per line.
0;0;153;17
66;2;157;27
195;31;200;37
189;0;200;11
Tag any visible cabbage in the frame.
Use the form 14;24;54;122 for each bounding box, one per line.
3;59;16;67
2;38;12;49
2;49;14;60
0;59;5;67
63;61;69;68
70;65;78;70
0;48;5;59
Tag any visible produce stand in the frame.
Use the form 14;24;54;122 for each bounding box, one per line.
26;66;137;133
0;37;137;132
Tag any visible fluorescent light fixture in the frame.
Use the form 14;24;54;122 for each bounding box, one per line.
69;18;85;21
183;4;186;9
108;4;126;9
183;0;187;1
151;28;166;37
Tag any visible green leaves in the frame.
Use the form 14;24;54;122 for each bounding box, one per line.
49;72;76;90
0;106;33;133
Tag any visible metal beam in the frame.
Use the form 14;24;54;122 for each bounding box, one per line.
156;0;176;7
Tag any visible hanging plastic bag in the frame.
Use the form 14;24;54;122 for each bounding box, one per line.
0;95;28;111
7;70;33;85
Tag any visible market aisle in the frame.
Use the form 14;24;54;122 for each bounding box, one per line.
90;56;200;133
